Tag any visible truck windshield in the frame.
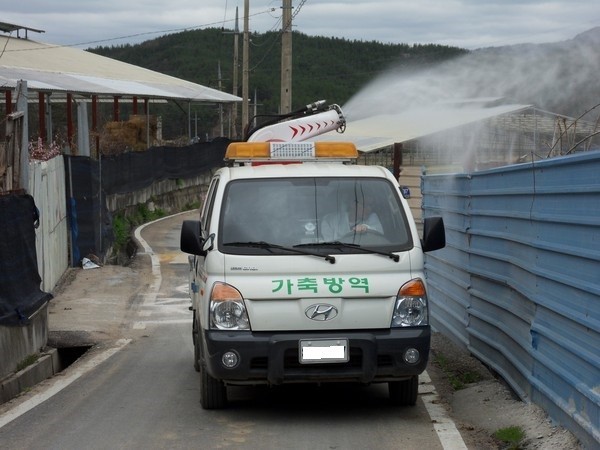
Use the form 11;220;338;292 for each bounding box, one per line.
219;177;413;255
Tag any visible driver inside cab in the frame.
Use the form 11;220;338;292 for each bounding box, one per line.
320;194;383;241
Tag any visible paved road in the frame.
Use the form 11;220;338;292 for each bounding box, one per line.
0;212;465;449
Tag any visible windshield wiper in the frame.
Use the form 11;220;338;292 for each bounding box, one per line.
296;241;400;262
224;241;335;264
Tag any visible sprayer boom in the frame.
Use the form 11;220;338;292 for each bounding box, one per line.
246;101;346;142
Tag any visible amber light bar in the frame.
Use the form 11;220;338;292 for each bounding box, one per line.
225;141;358;161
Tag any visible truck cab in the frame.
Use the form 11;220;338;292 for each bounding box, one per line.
181;140;445;409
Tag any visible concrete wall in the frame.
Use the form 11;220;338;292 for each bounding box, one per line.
106;172;215;215
0;304;48;381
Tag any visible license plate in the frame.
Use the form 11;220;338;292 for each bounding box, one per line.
299;338;349;364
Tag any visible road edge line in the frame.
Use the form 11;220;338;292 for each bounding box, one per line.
420;370;469;450
0;338;131;429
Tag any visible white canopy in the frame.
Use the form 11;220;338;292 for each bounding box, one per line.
0;36;241;103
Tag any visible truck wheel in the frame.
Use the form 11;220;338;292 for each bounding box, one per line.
389;375;418;406
200;360;227;409
192;317;200;372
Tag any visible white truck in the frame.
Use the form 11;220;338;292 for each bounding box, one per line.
180;101;445;409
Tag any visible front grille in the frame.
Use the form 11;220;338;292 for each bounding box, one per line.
245;334;405;384
251;357;268;369
377;355;393;367
285;347;363;370
250;350;395;371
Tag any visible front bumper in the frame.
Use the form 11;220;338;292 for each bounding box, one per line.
202;327;430;385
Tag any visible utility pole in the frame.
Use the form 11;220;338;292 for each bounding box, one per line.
232;7;240;138
252;88;262;128
241;0;250;135
218;61;224;137
280;0;293;114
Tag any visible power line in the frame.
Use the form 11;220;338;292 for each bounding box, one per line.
250;0;307;71
222;0;229;29
2;9;276;51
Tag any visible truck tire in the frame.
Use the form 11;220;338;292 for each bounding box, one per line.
200;360;227;409
192;316;200;372
389;375;418;406
197;329;227;409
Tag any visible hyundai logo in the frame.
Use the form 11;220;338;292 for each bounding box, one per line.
305;304;338;321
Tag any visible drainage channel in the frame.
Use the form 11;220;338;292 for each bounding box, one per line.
55;345;93;371
0;343;93;407
0;339;131;429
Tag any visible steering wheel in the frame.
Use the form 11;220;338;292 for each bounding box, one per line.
340;228;388;244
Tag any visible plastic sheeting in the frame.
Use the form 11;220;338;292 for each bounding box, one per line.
0;194;53;326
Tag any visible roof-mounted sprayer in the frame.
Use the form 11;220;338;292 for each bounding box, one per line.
244;100;346;142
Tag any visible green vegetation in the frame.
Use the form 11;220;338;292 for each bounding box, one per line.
130;203;166;225
16;353;40;372
434;352;483;390
112;214;129;251
89;29;467;139
493;425;526;449
184;201;200;211
112;203;166;255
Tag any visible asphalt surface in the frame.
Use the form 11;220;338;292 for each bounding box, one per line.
2;213;579;449
46;211;192;350
48;250;154;349
0;213;463;449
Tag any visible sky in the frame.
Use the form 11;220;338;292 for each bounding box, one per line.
2;0;600;50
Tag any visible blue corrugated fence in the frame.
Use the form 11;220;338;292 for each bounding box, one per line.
422;151;600;449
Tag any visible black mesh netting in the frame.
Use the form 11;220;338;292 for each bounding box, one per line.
0;194;52;326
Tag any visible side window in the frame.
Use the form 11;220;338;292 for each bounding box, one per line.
200;178;220;235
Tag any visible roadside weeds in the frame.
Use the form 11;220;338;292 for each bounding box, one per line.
428;332;581;450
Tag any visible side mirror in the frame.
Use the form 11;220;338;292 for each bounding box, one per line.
180;220;206;256
400;186;411;199
203;233;215;253
421;216;445;252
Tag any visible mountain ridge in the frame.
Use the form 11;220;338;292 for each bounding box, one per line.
89;27;599;137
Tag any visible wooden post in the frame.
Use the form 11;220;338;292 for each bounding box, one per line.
5;90;12;116
38;92;46;143
66;93;74;151
92;95;99;155
393;142;403;180
113;96;120;122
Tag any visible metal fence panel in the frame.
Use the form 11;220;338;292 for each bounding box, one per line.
422;151;600;449
29;157;68;292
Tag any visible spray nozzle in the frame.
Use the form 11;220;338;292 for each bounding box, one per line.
305;100;327;112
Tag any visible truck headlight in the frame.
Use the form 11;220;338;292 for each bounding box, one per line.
391;279;428;327
209;282;250;330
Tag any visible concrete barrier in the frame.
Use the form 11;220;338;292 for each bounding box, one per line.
0;304;60;404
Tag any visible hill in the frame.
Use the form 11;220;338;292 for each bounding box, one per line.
342;26;600;124
89;29;467;138
89;27;600;139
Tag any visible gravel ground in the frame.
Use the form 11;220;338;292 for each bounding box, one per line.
428;332;582;449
